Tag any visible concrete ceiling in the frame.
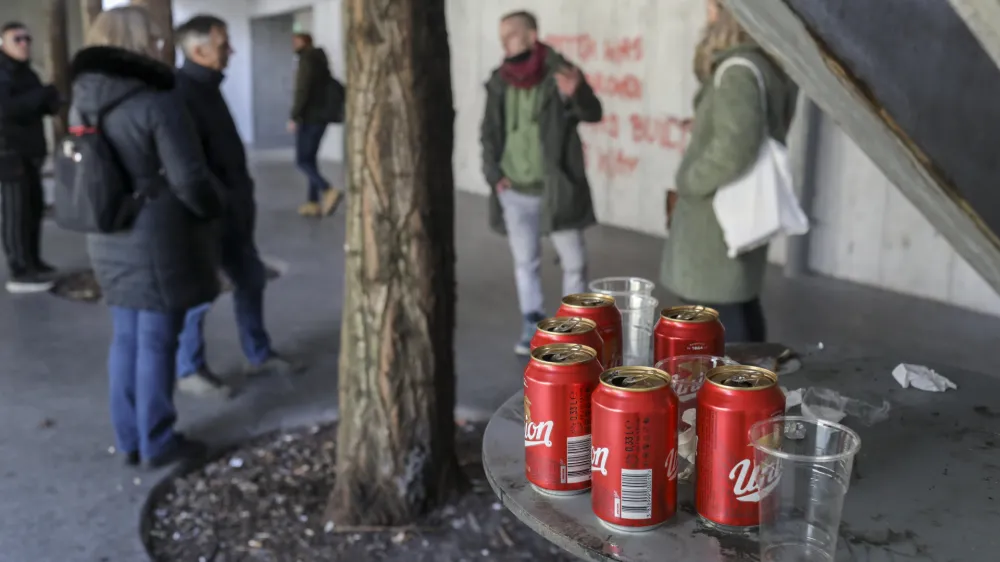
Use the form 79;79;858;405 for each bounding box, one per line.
725;0;1000;297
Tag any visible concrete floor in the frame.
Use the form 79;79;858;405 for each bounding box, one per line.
2;156;999;562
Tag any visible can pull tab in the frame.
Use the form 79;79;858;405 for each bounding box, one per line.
721;374;763;388
550;318;581;333
540;350;577;363
673;306;708;321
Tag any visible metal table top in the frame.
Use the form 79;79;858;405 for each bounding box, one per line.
482;347;1000;561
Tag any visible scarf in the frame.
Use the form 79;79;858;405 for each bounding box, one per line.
500;43;549;89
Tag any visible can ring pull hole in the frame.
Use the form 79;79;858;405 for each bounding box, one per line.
550;320;578;333
721;374;765;388
540;350;576;363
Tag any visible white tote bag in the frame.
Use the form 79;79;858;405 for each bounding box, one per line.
711;58;809;258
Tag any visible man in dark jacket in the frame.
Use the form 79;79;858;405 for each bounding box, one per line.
480;11;602;355
288;32;342;218
0;21;60;293
173;15;298;397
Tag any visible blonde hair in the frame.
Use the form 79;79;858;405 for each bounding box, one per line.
85;6;161;59
693;0;756;82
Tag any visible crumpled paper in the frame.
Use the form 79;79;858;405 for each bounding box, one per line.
891;363;957;392
678;409;697;480
782;386;891;425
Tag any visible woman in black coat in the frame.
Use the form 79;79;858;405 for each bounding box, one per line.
71;6;223;467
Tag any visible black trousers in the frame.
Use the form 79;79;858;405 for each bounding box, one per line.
684;297;767;343
1;159;45;275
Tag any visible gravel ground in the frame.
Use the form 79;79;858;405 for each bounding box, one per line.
145;422;577;562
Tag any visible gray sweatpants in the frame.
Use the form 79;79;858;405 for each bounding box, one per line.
498;188;587;315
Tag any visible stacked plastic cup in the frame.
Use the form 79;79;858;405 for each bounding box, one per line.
749;416;862;562
589;277;657;366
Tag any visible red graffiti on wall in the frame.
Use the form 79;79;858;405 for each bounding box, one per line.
629;114;693;151
603;36;643;63
583;141;640;178
544;34;597;63
586;72;643;101
584;114;621;139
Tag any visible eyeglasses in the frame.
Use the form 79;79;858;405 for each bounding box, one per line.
12;35;31;45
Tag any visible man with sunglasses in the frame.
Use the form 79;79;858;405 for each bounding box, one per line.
0;22;60;293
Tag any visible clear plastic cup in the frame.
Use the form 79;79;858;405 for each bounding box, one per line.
749;416;862;562
655;355;737;479
617;294;658;366
588;276;655;297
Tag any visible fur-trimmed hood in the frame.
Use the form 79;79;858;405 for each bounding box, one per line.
70;46;175;114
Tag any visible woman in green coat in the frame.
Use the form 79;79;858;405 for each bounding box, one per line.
661;0;798;342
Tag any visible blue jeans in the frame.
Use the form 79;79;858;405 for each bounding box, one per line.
108;307;184;460
295;123;330;203
176;236;272;377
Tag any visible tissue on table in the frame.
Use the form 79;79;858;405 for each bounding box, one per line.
891;363;957;392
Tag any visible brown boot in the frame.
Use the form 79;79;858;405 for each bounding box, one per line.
298;202;321;217
320;188;344;216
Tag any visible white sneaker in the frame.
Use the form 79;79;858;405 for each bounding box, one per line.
6;273;54;294
177;370;231;398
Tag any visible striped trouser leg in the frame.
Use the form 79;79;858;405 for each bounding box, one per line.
22;162;44;268
0;165;33;274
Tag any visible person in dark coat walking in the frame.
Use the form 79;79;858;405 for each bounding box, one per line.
172;15;298;397
289;32;342;218
0;21;61;293
71;6;224;467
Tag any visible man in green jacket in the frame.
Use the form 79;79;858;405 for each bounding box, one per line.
288;32;342;218
480;11;603;355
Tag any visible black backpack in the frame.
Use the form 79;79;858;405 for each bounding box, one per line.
54;88;147;234
323;75;345;124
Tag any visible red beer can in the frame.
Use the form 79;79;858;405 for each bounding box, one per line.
530;317;605;369
653;305;725;363
557;293;623;368
696;365;785;529
524;343;604;495
591;366;679;532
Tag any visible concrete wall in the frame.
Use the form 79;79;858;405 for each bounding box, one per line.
445;0;1000;317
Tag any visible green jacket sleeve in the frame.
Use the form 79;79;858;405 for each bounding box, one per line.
479;81;505;190
291;52;315;122
678;67;765;199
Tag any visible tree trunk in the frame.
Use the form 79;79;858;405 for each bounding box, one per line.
47;0;70;140
326;0;459;526
81;0;103;33
131;0;175;65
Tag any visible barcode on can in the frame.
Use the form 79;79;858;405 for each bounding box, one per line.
566;435;592;484
619;468;653;520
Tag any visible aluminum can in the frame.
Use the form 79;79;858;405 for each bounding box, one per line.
591;366;679;532
696;365;786;529
530;317;606;369
557;293;623;368
524;343;604;495
653;305;725;363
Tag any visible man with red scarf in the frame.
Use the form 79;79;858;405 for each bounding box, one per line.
480;10;603;355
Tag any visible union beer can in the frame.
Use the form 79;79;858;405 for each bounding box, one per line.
530;317;606;369
696;365;785;529
591;366;679;532
653;305;725;363
557;293;623;368
524;343;604;495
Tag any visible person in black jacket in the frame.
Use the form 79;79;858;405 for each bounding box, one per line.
0;21;61;293
172;15;298;397
288;32;342;218
72;6;224;468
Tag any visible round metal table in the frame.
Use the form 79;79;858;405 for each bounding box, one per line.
482;349;1000;561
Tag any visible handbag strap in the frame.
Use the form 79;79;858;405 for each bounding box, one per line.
713;57;768;138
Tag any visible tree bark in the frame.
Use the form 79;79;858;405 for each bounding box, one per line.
326;0;459;526
81;0;103;34
47;0;70;140
131;0;175;65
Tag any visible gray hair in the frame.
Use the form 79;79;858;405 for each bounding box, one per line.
175;14;226;56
